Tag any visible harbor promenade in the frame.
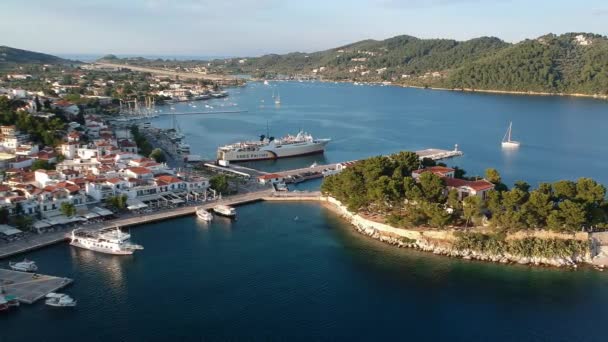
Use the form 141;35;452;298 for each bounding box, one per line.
0;190;322;260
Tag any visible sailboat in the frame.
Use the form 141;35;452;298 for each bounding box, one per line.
275;91;281;105
501;121;520;148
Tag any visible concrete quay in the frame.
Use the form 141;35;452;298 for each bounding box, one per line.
0;190;321;260
0;268;73;304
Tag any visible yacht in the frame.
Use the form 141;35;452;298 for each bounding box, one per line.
45;293;77;307
501;122;520;148
9;259;37;272
213;205;237;218
70;227;144;255
196;207;213;222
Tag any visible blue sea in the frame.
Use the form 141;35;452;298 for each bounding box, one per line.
2;82;608;341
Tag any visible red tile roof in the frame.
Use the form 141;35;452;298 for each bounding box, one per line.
126;167;152;175
444;178;494;192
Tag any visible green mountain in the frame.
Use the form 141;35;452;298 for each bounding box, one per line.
219;33;608;96
0;46;70;64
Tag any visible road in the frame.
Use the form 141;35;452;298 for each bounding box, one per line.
94;62;235;81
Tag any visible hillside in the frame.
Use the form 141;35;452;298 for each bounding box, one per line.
219;33;608;96
0;46;70;64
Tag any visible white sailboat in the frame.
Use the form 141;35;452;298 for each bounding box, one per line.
274;91;281;105
501;121;520;148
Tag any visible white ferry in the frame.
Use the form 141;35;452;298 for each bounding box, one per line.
70;227;144;255
213;205;237;218
217;131;330;162
196;207;213;222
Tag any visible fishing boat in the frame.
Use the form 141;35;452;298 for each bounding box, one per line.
213;205;237;218
45;293;77;307
196;207;213;222
501;122;520;148
9;259;37;272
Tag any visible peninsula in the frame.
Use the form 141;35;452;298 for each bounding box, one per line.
321;152;608;267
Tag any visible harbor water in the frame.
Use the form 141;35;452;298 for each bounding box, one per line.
154;81;608;186
3;82;608;340
3;202;608;341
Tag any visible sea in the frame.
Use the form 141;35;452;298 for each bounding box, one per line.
2;82;608;341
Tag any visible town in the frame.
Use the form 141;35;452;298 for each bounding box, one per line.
0;62;242;244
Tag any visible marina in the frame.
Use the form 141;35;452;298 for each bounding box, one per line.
0;268;73;304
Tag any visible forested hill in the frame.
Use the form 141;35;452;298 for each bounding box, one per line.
0;46;70;64
217;33;608;96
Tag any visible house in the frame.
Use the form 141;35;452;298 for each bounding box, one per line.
258;173;284;185
124;167;153;180
52;100;80;116
444;178;494;200
412;166;455;180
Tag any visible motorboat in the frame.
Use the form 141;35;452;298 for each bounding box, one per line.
9;259;38;272
213;205;237;218
196;207;213;222
45;293;77;307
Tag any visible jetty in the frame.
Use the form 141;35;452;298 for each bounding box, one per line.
0;268;73;304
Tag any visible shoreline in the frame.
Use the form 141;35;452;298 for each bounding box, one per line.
2;192;606;270
318;197;605;269
257;77;608;101
400;84;608;100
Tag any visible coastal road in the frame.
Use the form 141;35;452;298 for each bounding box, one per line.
94;62;235;81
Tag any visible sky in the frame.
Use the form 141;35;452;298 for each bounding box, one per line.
1;0;608;57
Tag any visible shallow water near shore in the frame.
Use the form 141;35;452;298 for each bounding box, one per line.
2;202;608;341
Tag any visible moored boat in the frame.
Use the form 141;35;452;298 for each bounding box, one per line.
213;205;237;218
217;130;331;162
70;227;144;255
9;259;37;272
501;121;521;148
196;207;213;222
45;293;76;307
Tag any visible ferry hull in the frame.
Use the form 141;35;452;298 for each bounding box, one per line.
218;140;329;162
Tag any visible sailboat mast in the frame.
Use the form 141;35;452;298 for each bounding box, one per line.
508;122;512;142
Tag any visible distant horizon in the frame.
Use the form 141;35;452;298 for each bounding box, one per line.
2;0;608;56
9;30;608;62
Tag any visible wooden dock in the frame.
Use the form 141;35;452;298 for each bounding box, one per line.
0;268;73;304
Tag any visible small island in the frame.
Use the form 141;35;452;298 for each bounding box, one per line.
321;151;608;267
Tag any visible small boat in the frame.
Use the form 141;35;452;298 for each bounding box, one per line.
45;293;76;307
213;205;237;218
264;80;269;85
0;296;9;312
4;295;19;307
310;162;318;168
196;207;213;222
9;259;38;272
274;91;281;105
501;121;520;148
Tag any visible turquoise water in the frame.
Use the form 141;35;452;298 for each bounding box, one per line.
155;81;608;187
3;83;608;340
2;202;608;341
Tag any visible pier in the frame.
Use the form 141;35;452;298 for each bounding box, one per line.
0;268;73;304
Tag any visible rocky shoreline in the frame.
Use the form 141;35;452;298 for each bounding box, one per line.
321;197;595;269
